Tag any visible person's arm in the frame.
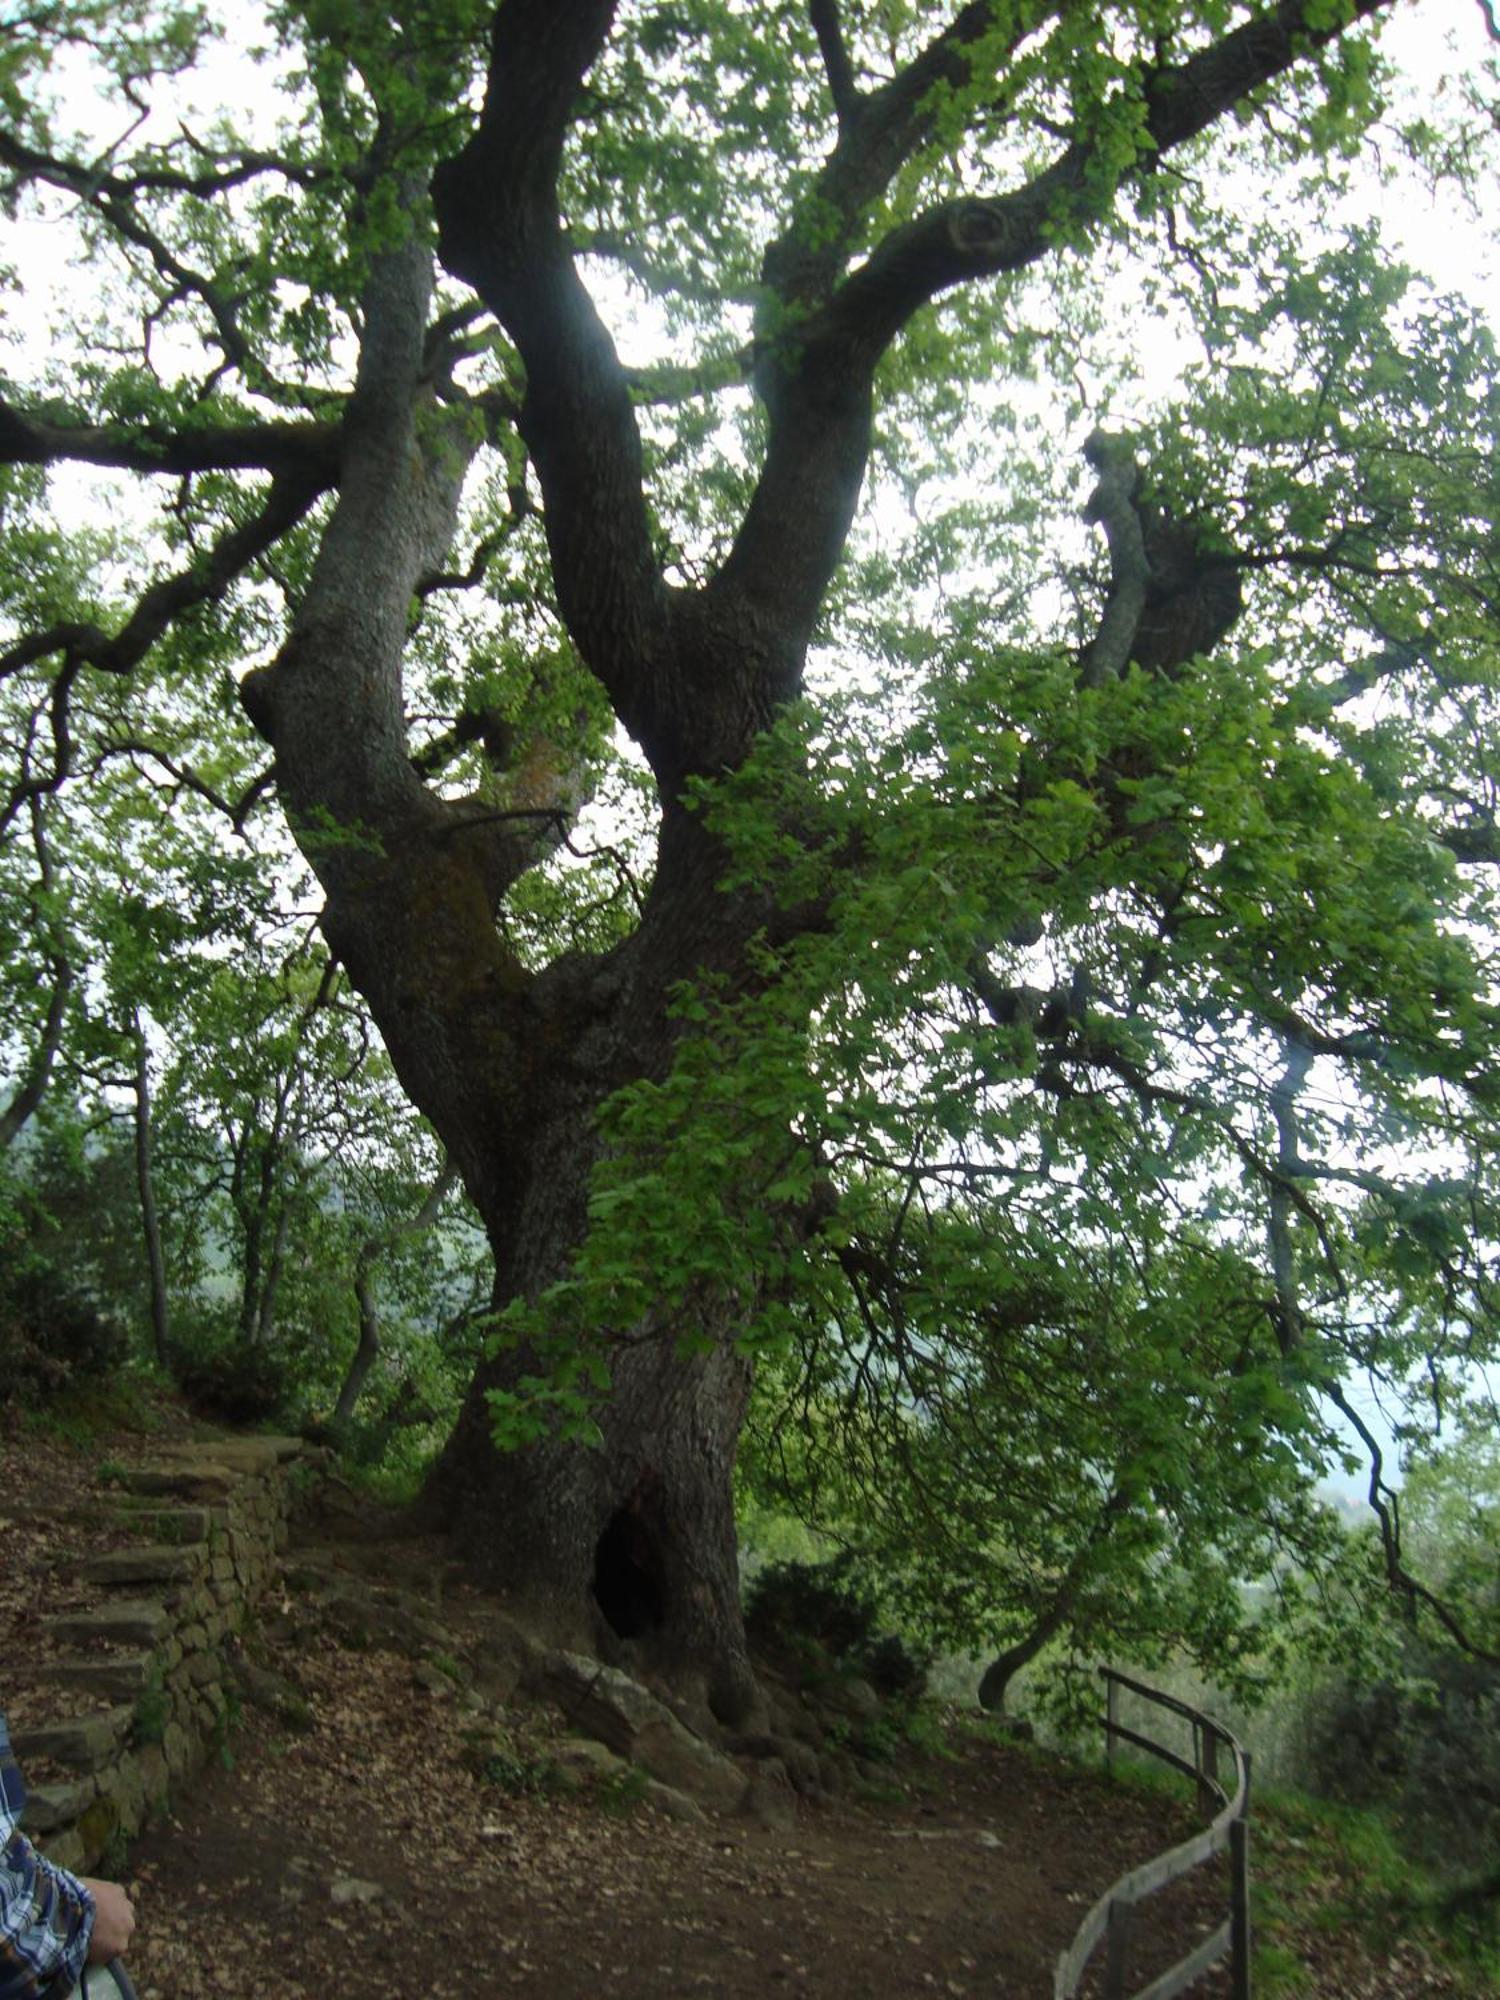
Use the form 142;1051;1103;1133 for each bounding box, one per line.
0;1828;95;2000
76;1879;132;1965
1;1716;96;2000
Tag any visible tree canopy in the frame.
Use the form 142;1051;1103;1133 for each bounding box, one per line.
1;0;1497;1716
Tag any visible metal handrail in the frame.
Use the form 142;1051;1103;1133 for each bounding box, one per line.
1052;1667;1252;2000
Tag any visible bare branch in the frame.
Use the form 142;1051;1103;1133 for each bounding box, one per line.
0;466;325;692
809;0;861;127
1077;430;1151;688
0;393;339;480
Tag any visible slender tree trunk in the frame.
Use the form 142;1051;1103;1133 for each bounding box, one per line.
333;1161;456;1423
254;1189;291;1347
977;1487;1131;1712
1;799;73;1153
0;955;71;1153
336;1267;383;1426
130;1012;171;1369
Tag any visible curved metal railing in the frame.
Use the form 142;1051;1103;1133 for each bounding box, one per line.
1053;1667;1252;2000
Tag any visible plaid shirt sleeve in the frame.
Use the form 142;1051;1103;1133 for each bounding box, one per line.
0;1715;94;2000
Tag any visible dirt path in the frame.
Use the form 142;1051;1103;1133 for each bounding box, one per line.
9;1409;1477;1998
119;1526;1230;2000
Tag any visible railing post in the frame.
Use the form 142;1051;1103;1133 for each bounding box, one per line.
1105;1669;1119;1775
1204;1723;1220;1810
1230;1749;1253;2000
1103;1896;1136;2000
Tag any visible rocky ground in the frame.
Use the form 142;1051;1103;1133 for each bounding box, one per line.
2;1399;1481;1999
122;1514;1231;2000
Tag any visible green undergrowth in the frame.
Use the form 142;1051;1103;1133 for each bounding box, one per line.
1251;1791;1499;1995
16;1367;180;1450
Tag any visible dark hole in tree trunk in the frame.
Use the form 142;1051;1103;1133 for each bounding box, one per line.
592;1501;666;1639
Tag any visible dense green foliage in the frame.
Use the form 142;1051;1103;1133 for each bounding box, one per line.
0;0;1497;1717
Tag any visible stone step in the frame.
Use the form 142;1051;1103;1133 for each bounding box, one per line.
113;1464;236;1500
21;1775;97;1836
149;1439;281;1475
11;1706;134;1771
44;1600;169;1649
78;1544;207;1586
0;1656;154;1698
101;1504;211;1543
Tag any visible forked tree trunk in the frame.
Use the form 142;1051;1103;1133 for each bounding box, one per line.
247;163;779;1715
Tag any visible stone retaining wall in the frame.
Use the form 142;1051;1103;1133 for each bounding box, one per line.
10;1435;319;1874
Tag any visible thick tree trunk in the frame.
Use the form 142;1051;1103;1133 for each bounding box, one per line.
246;188;771;1713
422;956;762;1729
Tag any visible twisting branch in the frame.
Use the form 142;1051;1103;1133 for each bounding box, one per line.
1326;1379;1500;1665
0;466;327;690
333;1157;462;1424
724;0;1382;650
0;665;79;838
866;0;1388;338
0;125;327;201
1078;430;1151;688
761;0;1043;320
91;739;275;834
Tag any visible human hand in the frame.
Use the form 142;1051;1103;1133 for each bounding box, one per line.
79;1878;136;1962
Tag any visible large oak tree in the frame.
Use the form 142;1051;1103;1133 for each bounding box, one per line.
1;1;1497;1723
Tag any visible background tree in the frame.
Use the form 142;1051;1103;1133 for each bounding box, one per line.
0;0;1496;1725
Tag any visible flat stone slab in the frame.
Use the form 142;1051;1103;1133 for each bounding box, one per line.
154;1439;282;1475
114;1464;236;1499
11;1707;134;1770
45;1600;169;1648
21;1776;97;1836
1;1655;154;1697
104;1505;211;1542
536;1653;746;1811
79;1544;206;1585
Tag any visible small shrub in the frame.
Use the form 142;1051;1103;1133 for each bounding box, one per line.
744;1555;877;1661
0;1251;130;1407
863;1632;930;1702
459;1727;563;1798
172;1338;288;1425
745;1555;930;1701
593;1765;651;1815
